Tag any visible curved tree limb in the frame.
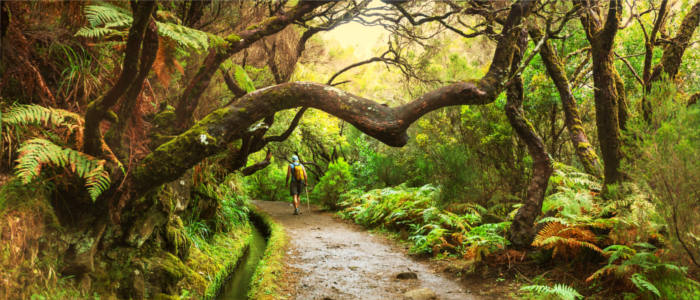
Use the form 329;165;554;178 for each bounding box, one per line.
173;1;331;129
648;1;700;84
132;0;535;194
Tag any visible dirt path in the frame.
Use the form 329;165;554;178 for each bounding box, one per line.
253;200;479;300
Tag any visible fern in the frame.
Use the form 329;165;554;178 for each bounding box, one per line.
76;2;211;51
630;273;661;298
588;243;700;298
15;138;110;201
520;283;583;300
532;222;604;258
157;22;209;50
3;104;83;131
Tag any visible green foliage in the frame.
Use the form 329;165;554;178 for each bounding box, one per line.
15;138;110;201
3;104;83;130
312;158;354;209
193;174;250;233
625;79;700;270
245;163;288;202
519;283;583;300
246;207;288;300
340;184;509;258
588;243;700;299
76;2;212;51
233;64;256;93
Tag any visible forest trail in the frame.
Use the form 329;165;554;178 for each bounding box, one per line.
252;200;479;300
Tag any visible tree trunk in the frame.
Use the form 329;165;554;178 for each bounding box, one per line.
576;0;624;185
529;26;603;177
506;30;553;247
648;1;700;84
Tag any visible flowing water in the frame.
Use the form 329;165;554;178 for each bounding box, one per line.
216;222;267;300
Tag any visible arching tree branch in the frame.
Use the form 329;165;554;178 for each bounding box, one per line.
133;0;535;195
173;1;331;129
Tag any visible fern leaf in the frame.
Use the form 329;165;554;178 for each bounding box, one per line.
15;138;111;201
520;283;583;300
630;273;661;297
2;104;83;133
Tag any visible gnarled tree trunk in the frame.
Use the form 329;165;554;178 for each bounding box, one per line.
505;29;553;247
575;0;624;185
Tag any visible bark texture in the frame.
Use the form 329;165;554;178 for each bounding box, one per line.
506;30;553;247
576;0;624;185
529;26;602;177
83;2;156;156
648;1;700;84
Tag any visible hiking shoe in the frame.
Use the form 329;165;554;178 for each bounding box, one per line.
293;208;299;215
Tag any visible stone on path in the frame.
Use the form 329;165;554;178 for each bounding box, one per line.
396;271;418;280
404;287;437;300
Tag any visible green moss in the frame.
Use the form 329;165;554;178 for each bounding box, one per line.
577;142;592;150
151;252;187;281
247;206;289;300
165;215;191;260
571;124;584;132
176;221;252;299
153;293;180;300
246;16;278;31
225;34;241;43
152;109;176;130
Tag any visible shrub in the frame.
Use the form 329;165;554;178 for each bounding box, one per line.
312;157;354;209
244;163;288;202
339;184;509;259
625;80;700;268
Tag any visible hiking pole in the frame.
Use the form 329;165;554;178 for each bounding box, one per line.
304;186;310;212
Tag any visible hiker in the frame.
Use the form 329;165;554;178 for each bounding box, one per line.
286;155;307;215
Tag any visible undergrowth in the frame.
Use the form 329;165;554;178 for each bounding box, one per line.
339;184;510;260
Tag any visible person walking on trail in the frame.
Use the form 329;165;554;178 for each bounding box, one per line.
286;155;307;215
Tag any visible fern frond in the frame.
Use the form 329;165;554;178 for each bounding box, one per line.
15;138;111;201
520;283;583;300
77;2;210;52
3;104;83;129
233;64;256;93
2;104;85;148
533;222;604;258
84;3;132;28
156;21;209;50
630;273;661;297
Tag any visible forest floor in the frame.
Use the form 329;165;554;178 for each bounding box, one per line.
253;200;519;300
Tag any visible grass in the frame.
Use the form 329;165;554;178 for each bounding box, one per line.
247;205;289;300
183;221;252;299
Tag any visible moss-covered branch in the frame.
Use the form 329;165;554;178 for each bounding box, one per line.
173;1;330;129
132;0;535;194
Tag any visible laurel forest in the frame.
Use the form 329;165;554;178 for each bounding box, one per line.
0;0;699;299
